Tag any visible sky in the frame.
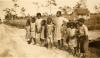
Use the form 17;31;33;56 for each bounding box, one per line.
0;0;100;19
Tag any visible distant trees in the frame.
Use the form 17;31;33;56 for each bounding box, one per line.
12;0;19;15
3;8;13;20
94;4;100;13
21;7;26;17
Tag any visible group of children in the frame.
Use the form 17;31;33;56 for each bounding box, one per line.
25;11;89;57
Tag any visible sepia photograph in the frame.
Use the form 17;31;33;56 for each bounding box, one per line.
0;0;100;58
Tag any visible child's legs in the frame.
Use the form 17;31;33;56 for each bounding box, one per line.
53;40;58;48
61;39;64;47
57;40;61;48
27;37;32;44
77;38;80;52
47;38;51;48
83;36;89;55
26;32;30;41
50;36;54;46
40;38;45;46
80;36;85;53
36;33;41;44
31;32;36;44
32;38;36;44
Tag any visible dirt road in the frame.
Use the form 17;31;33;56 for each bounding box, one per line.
0;24;78;58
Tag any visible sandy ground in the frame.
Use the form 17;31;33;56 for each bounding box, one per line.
0;24;78;58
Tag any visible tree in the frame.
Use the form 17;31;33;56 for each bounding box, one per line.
3;8;12;20
12;0;17;2
12;0;19;16
21;7;26;17
94;4;100;13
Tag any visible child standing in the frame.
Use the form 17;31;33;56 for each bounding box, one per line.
47;17;54;48
25;18;31;44
66;21;78;56
30;17;36;45
77;18;89;57
35;13;43;45
40;20;47;46
54;11;69;48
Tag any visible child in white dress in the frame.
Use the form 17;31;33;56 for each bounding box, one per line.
30;17;36;45
67;21;77;55
47;17;54;48
35;13;43;45
54;11;69;48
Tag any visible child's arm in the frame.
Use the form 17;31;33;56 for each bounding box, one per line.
84;25;88;36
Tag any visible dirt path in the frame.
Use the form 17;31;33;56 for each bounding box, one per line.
0;24;77;58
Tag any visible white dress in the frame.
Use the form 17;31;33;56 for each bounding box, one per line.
30;23;36;38
55;17;69;40
67;28;77;48
47;24;54;43
79;25;88;36
35;18;43;40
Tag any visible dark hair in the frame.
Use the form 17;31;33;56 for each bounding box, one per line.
31;17;36;23
41;20;46;26
57;11;61;15
26;19;30;26
77;18;85;23
37;13;41;17
47;17;52;24
67;21;76;28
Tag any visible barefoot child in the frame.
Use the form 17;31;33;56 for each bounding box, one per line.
54;11;69;48
47;17;55;48
77;18;89;57
35;13;43;45
30;17;36;45
25;18;31;44
40;20;47;46
66;21;78;56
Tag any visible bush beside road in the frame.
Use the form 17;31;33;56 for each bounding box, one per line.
4;19;27;29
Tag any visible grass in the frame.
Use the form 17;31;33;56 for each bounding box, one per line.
4;19;27;29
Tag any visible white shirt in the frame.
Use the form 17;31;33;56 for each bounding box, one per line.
67;28;76;37
30;23;35;32
47;24;54;38
35;18;43;33
79;24;88;36
55;16;69;40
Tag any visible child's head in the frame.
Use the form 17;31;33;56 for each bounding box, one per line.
56;11;62;17
37;13;41;19
26;19;30;26
67;22;70;28
31;17;36;23
47;17;52;24
70;22;76;29
77;18;85;26
41;20;46;26
67;21;76;29
75;21;80;28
